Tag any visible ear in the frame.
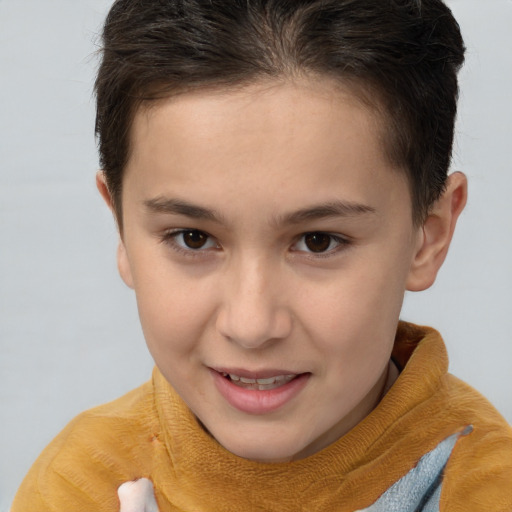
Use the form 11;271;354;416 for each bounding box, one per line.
96;170;114;211
406;172;467;292
116;240;134;289
96;171;134;289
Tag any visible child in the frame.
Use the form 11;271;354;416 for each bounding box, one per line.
11;0;512;511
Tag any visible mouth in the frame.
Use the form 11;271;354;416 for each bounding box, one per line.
219;372;298;391
210;368;310;414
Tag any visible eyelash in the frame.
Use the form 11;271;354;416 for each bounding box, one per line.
291;232;351;259
159;229;351;259
160;229;220;258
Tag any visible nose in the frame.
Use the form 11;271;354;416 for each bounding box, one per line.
216;256;292;350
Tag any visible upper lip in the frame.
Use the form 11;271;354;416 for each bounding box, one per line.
210;367;303;379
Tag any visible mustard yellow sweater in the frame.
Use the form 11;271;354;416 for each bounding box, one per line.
12;323;512;511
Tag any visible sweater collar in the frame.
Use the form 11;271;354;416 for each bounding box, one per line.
152;322;448;511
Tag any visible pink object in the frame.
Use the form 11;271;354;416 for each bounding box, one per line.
118;478;159;512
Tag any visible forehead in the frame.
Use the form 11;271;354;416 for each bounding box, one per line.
130;77;384;153
124;77;410;220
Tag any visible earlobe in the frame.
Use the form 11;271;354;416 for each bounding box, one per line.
96;171;134;289
406;172;468;292
117;240;134;289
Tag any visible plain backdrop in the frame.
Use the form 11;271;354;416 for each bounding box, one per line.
1;1;511;509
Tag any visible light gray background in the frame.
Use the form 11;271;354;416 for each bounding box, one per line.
1;1;511;509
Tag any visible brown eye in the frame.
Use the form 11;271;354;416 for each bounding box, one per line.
163;229;218;254
182;230;209;249
304;232;332;253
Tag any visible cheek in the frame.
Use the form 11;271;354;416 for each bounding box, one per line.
297;252;409;364
305;269;404;332
131;264;216;362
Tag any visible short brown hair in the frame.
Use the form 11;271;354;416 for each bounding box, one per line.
95;0;465;226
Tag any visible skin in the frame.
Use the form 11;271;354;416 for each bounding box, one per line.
98;77;467;465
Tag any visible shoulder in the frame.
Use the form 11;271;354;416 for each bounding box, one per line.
11;379;159;512
440;374;512;511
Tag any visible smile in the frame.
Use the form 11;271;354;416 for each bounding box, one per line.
220;372;297;391
211;368;311;414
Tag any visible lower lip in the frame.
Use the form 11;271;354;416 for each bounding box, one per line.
210;370;310;415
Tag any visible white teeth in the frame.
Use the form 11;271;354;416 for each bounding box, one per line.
223;373;298;390
255;377;276;385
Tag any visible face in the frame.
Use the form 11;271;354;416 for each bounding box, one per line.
112;78;424;462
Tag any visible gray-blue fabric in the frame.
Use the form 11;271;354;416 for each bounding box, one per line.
355;427;471;512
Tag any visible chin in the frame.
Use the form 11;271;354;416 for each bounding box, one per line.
235;445;295;464
215;428;307;463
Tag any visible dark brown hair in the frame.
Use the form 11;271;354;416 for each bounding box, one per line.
95;0;465;225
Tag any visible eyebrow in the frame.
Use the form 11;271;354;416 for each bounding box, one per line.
278;201;377;225
144;197;224;222
144;197;376;225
